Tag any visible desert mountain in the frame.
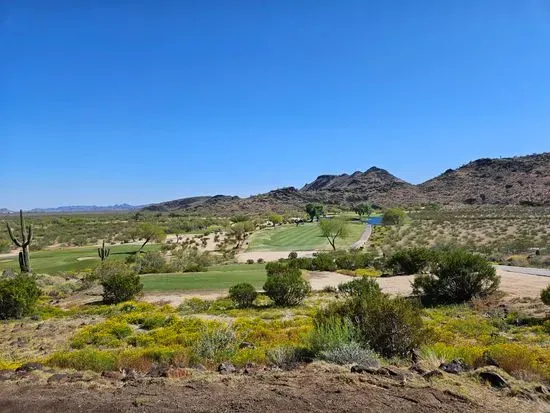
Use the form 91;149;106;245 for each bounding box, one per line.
144;152;550;214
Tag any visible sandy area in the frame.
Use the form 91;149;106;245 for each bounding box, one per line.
142;266;550;306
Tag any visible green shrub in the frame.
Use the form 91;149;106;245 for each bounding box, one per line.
320;342;379;366
309;317;357;354
95;261;143;304
338;277;381;298
312;253;336;271
288;251;298;260
263;267;311;306
136;251;167;274
412;249;499;304
48;349;117;372
0;274;42;319
178;298;212;314
387;247;436;275
193;325;237;361
315;294;426;358
169;249;212;272
229;283;258;308
541;285;550;306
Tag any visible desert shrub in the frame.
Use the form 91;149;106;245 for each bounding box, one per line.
94;261;143;304
193;325;237;360
0;239;10;254
412;249;499;305
309;317;357;354
265;261;290;276
0;274;42;319
228;283;258;308
386;247;436;275
256;258;265;264
316;294;426;358
48;349;117;372
312;253;336;271
334;251;375;270
246;259;254;264
355;268;381;277
338;277;381;298
288;251;298;260
170;249;212;272
320;342;379;366
136;251;167;274
266;345;304;368
178;298;212;314
541;285;550;306
263;267;311;306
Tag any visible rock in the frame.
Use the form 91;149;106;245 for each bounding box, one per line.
101;370;123;380
409;364;428;375
147;364;169;378
422;370;443;380
351;365;379;374
122;369;139;381
478;371;509;388
535;385;550;395
191;364;207;372
16;362;43;372
239;342;256;349
47;373;69;384
439;359;469;375
217;362;236;374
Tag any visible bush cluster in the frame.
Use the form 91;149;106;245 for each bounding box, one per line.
412;249;499;305
263;265;310;306
386;247;437;275
284;251;375;273
92;261;143;304
228;283;258;308
0;274;42;319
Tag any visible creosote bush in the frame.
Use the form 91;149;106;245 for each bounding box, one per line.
0;274;41;319
229;283;258;308
263;266;311;306
412;249;499;305
338;277;381;298
93;261;143;304
386;247;437;275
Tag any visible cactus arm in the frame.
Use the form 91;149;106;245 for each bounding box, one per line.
25;225;33;246
6;224;23;247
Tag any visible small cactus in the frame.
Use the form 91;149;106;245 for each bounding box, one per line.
98;240;110;261
6;210;33;273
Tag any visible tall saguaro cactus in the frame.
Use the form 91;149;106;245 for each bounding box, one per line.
6;210;33;273
97;240;110;261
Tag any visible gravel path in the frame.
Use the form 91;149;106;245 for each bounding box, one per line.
350;224;372;249
495;265;550;277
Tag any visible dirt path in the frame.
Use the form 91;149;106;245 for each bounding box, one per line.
374;268;550;299
236;250;316;263
350;224;372;249
0;365;534;413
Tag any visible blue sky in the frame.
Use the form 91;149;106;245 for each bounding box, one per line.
2;1;550;210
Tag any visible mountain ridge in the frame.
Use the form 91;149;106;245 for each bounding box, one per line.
144;152;550;214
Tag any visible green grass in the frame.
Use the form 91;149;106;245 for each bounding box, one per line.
247;222;365;252
0;244;159;274
141;263;267;292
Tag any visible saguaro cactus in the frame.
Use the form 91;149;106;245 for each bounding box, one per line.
97;240;110;261
6;210;33;273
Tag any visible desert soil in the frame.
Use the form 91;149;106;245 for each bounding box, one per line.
0;364;536;413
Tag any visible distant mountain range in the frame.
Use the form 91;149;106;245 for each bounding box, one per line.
0;204;143;214
144;152;550;214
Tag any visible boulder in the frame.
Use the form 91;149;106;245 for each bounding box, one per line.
15;362;43;373
101;370;123;380
439;359;469;375
422;370;443;380
477;371;509;388
47;373;69;384
217;362;236;374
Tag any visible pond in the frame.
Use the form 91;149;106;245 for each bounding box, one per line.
366;216;382;225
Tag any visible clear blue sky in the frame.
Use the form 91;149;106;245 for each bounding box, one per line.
2;1;550;210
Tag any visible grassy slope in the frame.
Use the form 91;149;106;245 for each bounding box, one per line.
141;263;267;292
247;222;365;252
0;244;159;274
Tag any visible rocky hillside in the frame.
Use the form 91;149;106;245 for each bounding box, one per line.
144;152;550;214
419;153;550;206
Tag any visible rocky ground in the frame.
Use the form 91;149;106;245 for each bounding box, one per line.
0;363;547;413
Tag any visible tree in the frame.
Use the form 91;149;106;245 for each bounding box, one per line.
412;249;500;304
386;247;437;275
136;223;165;253
229;221;255;248
6;210;33;273
306;204;324;222
269;213;283;227
319;218;349;250
382;208;406;225
353;203;372;219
